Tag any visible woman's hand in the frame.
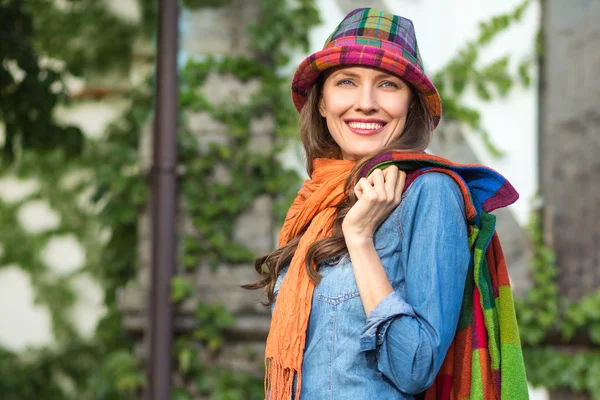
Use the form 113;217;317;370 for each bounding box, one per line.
342;165;406;244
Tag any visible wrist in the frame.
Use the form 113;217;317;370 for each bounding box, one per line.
343;232;374;249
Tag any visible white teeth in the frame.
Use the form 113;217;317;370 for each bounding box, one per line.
348;122;383;130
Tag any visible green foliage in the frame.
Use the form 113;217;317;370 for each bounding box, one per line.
172;276;195;302
516;209;600;397
0;0;83;162
524;349;600;399
0;347;73;399
193;302;236;351
433;0;535;156
0;0;156;162
169;1;319;397
88;350;147;399
0;335;145;400
23;0;135;76
183;0;233;9
515;212;559;345
0;0;151;397
0;0;316;398
249;0;319;64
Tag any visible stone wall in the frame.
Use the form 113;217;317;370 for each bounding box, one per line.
541;0;600;300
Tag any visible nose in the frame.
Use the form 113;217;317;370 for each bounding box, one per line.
354;86;379;114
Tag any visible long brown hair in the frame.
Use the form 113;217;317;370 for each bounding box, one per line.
242;72;434;304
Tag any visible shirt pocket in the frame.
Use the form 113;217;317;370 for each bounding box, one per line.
313;215;404;307
314;256;361;306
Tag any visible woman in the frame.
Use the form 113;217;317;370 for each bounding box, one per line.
245;8;528;400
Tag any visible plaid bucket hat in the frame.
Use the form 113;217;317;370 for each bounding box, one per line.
291;8;442;128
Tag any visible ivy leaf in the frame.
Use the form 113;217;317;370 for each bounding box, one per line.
474;78;492;101
172;387;193;400
581;295;600;320
481;56;512;97
518;60;532;86
566;305;587;327
224;242;256;264
178;347;194;374
585;361;600;398
560;320;576;340
171;276;194;303
589;323;600;345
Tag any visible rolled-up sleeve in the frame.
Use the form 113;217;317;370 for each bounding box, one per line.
360;291;416;351
359;172;471;395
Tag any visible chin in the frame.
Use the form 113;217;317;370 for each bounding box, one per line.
349;147;384;160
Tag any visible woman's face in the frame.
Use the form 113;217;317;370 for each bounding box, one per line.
319;66;412;161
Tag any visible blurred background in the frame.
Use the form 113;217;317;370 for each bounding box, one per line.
0;0;598;399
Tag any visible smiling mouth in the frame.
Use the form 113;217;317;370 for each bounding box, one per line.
347;121;384;130
345;120;387;135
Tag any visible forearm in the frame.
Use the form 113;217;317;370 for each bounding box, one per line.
345;235;394;315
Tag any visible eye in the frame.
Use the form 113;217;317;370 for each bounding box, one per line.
380;80;399;88
336;78;355;86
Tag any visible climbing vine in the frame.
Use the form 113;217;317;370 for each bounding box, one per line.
1;0;317;398
0;0;154;398
167;1;320;396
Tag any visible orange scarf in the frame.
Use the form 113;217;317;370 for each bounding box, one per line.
265;157;355;400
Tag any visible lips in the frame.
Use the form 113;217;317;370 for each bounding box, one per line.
345;119;387;136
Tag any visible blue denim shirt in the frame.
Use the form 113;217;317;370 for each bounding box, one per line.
272;172;471;399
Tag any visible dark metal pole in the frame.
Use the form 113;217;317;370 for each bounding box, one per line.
149;0;179;398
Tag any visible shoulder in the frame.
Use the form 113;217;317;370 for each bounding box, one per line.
406;171;462;196
401;171;466;218
405;171;464;201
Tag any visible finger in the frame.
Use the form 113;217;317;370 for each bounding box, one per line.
356;177;377;199
369;169;385;197
366;175;374;186
394;170;407;202
381;165;398;179
383;166;398;198
366;169;378;185
354;184;363;199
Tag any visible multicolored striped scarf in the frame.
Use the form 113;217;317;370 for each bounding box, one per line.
363;152;529;399
266;152;529;399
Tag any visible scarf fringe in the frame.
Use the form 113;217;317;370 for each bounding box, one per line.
265;358;301;400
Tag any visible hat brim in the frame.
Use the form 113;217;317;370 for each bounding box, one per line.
291;45;442;128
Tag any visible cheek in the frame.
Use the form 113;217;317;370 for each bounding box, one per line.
321;90;352;117
385;96;412;139
386;95;412;118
